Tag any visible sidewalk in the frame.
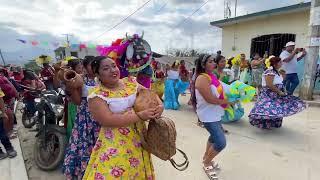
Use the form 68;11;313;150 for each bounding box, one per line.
0;135;28;180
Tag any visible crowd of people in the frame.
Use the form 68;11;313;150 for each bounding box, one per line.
0;40;311;180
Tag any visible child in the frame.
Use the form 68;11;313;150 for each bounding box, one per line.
0;88;17;160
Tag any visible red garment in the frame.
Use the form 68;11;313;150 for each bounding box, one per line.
155;71;165;79
21;79;36;100
0;75;17;103
12;72;24;82
179;65;189;78
40;66;54;81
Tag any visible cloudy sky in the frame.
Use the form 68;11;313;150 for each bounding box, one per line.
0;0;309;58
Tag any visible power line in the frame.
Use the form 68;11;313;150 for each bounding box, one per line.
90;0;152;41
168;0;210;34
154;1;168;14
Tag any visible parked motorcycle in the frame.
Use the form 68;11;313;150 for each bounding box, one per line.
26;89;66;170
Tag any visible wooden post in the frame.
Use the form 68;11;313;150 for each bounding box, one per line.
300;0;320;100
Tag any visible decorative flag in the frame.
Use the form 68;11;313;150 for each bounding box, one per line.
16;39;27;44
31;41;39;46
88;44;96;48
71;44;79;49
41;41;49;46
79;43;87;49
52;42;60;47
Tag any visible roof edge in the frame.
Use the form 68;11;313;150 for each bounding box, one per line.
210;2;311;28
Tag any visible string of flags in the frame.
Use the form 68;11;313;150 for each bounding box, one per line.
16;39;102;49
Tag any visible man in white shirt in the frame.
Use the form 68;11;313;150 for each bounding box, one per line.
279;41;307;95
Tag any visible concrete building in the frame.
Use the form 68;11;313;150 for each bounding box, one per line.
54;46;98;60
210;2;320;91
210;2;310;58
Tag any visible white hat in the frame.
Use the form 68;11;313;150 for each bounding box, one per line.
285;41;295;47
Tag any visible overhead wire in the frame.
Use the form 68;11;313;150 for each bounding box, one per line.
90;0;152;41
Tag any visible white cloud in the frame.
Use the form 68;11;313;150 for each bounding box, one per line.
0;0;310;55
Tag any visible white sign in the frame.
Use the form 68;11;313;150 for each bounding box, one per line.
310;6;320;26
310;37;320;46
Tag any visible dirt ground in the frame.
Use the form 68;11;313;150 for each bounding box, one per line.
17;95;320;180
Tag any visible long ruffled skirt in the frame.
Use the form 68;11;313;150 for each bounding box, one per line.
164;79;189;110
249;85;306;129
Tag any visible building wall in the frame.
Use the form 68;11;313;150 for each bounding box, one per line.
221;10;310;58
65;47;99;58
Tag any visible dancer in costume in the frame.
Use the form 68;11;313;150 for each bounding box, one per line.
83;57;163;179
239;53;251;84
151;61;165;100
164;61;188;110
64;58;83;140
251;53;266;95
249;57;306;129
63;57;100;180
179;60;190;96
194;54;233;180
213;56;233;84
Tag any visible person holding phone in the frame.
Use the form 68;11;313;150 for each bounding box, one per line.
280;41;307;95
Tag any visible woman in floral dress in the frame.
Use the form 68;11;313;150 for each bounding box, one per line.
84;57;163;179
249;57;306;129
151;61;165;100
63;57;100;180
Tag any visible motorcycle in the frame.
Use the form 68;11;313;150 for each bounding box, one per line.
26;89;66;170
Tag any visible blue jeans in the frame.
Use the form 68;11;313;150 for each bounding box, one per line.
203;121;226;152
0;118;13;152
284;73;299;95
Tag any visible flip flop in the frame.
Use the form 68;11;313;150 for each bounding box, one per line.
203;165;219;180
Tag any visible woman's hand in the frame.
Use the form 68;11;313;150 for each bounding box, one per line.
154;104;164;118
136;108;157;121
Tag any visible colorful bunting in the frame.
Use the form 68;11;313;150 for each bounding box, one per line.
16;39;27;44
52;42;60;47
41;41;49;46
31;41;39;46
88;44;96;48
15;38;100;49
71;44;78;49
80;43;87;49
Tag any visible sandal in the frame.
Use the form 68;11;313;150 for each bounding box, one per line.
211;161;220;170
203;165;219;180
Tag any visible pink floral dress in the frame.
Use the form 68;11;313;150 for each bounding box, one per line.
83;78;154;180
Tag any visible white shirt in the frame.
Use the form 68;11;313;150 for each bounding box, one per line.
167;70;179;80
262;70;283;86
280;50;298;74
195;85;224;123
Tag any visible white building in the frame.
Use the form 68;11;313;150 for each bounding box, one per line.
210;2;310;58
54;46;99;60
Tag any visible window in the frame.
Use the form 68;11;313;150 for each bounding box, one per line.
250;33;296;58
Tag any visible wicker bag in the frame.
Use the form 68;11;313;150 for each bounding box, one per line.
134;89;189;171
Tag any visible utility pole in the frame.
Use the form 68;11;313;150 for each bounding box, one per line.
0;49;6;66
300;0;320;100
62;34;73;47
234;0;238;17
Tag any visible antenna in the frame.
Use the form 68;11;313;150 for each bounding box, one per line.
224;0;232;19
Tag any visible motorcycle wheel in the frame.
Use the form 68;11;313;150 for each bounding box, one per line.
22;111;37;128
34;130;67;171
